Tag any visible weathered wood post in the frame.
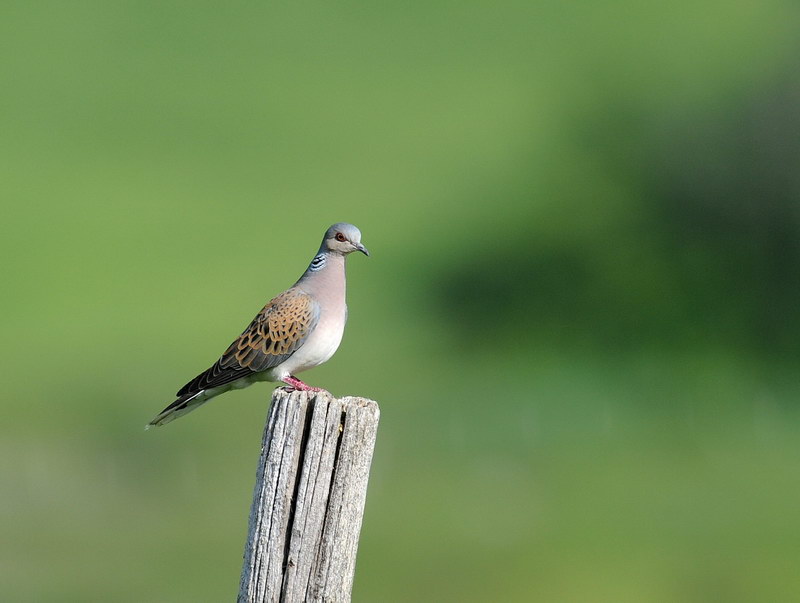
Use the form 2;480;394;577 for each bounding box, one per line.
238;388;380;603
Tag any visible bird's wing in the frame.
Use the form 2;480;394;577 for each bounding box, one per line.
176;288;320;396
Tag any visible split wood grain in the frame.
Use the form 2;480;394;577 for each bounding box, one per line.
238;388;380;603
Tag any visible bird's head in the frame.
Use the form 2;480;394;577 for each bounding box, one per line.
322;223;369;257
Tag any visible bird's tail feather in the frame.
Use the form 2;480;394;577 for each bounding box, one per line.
146;391;208;428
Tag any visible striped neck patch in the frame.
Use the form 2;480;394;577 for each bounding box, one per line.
308;253;327;272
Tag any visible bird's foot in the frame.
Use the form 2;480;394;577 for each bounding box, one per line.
282;376;326;393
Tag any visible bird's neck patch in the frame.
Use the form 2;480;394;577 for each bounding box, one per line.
308;253;327;272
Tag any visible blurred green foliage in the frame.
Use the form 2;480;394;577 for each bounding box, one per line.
2;1;799;601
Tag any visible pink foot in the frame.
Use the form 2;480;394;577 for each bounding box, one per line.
282;376;326;392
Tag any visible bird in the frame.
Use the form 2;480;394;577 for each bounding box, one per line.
147;222;369;427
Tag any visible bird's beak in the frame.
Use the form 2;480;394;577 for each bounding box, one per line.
356;243;370;256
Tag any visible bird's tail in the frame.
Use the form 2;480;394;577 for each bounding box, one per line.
146;391;209;428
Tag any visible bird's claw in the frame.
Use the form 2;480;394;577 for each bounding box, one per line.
282;376;327;393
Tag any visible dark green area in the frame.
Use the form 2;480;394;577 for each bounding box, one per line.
2;1;799;601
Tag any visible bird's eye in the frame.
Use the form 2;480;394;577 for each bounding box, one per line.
335;232;346;242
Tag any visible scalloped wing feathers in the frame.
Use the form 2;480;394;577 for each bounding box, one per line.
176;289;320;397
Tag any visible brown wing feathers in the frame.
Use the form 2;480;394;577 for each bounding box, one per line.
176;289;318;397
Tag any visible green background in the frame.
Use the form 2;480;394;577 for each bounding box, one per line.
2;1;800;601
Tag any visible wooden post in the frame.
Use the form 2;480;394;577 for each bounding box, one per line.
238;388;380;603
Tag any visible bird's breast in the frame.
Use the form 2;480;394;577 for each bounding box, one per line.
273;300;346;377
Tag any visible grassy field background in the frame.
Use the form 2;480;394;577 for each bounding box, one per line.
2;1;800;601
